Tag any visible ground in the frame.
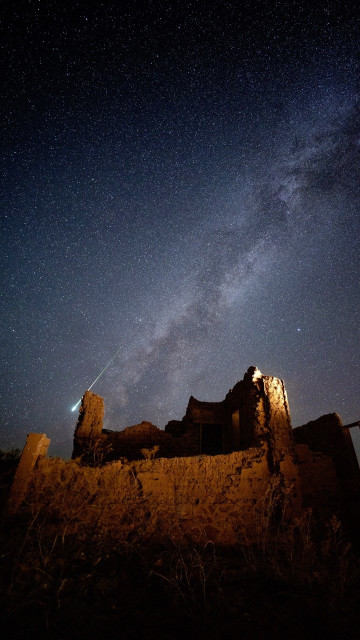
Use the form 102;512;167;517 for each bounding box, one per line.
1;456;359;640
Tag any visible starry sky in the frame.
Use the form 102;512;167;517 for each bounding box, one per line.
1;0;359;459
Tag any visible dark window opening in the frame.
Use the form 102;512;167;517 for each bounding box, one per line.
200;423;223;455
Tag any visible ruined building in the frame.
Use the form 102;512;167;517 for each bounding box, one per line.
7;367;360;544
73;366;293;463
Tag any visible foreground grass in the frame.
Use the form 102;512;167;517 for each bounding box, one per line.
1;458;359;639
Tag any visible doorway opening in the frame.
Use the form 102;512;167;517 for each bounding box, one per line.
200;423;223;455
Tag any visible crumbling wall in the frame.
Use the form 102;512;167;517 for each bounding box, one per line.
293;413;360;482
7;433;50;516
295;443;343;514
10;445;302;545
294;414;360;533
261;375;296;474
104;422;173;461
225;366;264;451
223;366;293;459
71;367;297;464
101;421;209;461
224;367;298;491
73;390;104;458
7;363;360;548
74;390;104;438
185;397;226;424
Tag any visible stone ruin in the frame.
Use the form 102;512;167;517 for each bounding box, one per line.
73;366;359;476
73;366;293;463
7;367;360;542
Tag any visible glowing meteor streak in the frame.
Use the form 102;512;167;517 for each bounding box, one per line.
71;347;121;412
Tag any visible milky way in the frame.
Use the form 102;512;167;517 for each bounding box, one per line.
1;2;359;458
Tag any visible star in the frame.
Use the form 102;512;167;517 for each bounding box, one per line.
0;2;359;462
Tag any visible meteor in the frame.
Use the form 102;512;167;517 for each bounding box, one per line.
71;346;121;412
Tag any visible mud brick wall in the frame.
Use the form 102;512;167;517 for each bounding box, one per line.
223;367;293;459
104;422;174;460
73;367;297;463
261;375;295;473
293;413;360;482
185;398;226;424
294;415;360;532
73;391;104;458
74;391;104;438
7;433;50;516
224;367;264;451
12;445;303;545
226;368;296;477
295;444;343;514
106;421;205;460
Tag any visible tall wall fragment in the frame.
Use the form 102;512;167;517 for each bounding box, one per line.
293;413;360;531
293;413;359;482
72;390;104;459
7;433;50;515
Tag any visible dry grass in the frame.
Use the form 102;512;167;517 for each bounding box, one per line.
151;536;224;627
78;435;114;466
1;458;359;639
141;445;160;460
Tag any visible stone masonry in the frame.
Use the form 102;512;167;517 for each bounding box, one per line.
7;367;360;542
72;366;296;464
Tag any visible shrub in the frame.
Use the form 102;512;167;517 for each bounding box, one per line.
141;445;159;460
80;435;113;466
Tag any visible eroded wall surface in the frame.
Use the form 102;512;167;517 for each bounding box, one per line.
293;413;360;482
72;367;296;463
8;369;359;544
74;390;104;438
294;414;360;531
73;390;105;458
7;433;50;516
17;445;298;545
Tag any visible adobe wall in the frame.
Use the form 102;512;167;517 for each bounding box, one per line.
295;444;344;513
104;422;174;460
224;368;296;479
72;367;297;464
7;433;50;516
101;421;207;461
11;444;301;545
294;413;360;533
293;413;360;482
224;366;265;450
185;397;226;424
9;368;358;544
73;390;104;458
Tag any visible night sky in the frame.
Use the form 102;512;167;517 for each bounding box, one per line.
1;1;359;459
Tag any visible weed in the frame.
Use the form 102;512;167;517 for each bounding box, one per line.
141;445;159;460
240;476;354;601
79;435;113;467
151;537;224;628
